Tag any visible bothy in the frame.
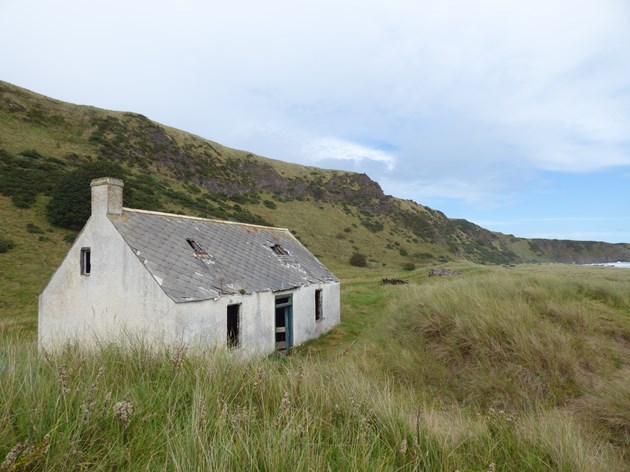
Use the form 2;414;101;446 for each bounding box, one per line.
38;177;340;354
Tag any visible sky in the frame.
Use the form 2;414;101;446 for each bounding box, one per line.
2;0;630;243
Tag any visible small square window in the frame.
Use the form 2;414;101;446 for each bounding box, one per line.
80;248;91;275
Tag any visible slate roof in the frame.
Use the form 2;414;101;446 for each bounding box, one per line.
108;208;338;303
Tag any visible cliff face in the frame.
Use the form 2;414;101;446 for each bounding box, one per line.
2;80;629;266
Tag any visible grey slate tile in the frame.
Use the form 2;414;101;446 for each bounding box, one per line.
109;209;337;303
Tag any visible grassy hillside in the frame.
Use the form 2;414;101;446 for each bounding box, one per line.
3;79;629;273
1;264;629;470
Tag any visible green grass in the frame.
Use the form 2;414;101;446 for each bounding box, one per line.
0;195;71;337
2;264;629;470
2;80;630;469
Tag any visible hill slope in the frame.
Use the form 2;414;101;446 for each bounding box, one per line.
1;79;629;275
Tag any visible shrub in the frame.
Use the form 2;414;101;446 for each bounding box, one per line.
26;223;45;234
0;235;15;253
360;219;384;233
263;200;277;209
349;252;367;267
47;160;125;230
0;148;65;209
399;248;408;257
19;149;44;159
402;262;415;271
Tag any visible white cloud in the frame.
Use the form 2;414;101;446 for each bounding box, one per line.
477;216;630;227
303;138;395;170
517;230;630;243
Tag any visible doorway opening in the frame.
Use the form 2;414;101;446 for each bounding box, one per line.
275;295;293;353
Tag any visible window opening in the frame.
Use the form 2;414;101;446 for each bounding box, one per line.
80;248;91;275
270;243;289;256
227;304;240;349
186;238;208;257
315;289;323;322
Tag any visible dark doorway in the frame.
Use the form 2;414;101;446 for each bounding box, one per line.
275;295;293;353
227;304;240;349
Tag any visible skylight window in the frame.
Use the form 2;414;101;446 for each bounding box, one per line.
270;243;289;256
186;238;209;257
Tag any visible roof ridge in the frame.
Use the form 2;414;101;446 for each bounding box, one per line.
120;207;290;232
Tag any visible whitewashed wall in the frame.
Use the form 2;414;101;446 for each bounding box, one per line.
39;212;340;355
38;210;179;350
290;282;341;347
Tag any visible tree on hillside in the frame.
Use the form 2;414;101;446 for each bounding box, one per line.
47;160;125;230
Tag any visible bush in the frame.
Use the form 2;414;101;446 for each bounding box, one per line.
402;262;416;271
360;219;384;233
0;235;15;253
414;252;434;261
26;223;45;234
0;148;66;209
47;160;125;230
349;252;367;267
263;200;277;209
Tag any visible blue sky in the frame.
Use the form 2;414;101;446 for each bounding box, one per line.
1;0;630;243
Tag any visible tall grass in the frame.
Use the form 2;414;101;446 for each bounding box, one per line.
0;340;434;470
1;264;629;470
375;269;630;409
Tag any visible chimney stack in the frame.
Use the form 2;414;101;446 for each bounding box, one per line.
90;177;124;216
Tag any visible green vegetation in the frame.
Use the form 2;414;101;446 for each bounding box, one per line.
47;160;126;230
1;265;629;470
25;223;45;234
0;235;14;253
263;199;277;209
402;262;415;271
349;252;368;267
0;148;66;208
360;217;384;233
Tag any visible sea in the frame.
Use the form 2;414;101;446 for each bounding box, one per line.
584;262;630;269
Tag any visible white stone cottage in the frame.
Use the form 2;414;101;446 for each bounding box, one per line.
39;177;340;355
